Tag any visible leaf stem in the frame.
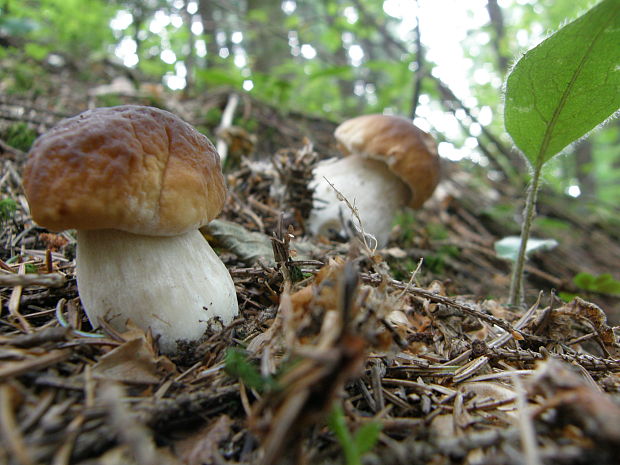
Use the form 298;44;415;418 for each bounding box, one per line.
508;164;543;307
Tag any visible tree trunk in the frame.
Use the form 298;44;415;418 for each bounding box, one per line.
486;0;509;74
245;0;289;74
574;139;596;198
182;0;196;95
197;0;222;68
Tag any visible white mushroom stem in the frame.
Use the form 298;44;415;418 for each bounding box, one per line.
76;229;238;353
307;155;411;248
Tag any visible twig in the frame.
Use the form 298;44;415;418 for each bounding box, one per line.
0;138;26;158
410;0;424;119
100;383;160;465
0;272;66;287
486;347;620;372
0;384;35;465
0;326;69;347
513;373;542;465
216;93;240;166
7;264;33;333
361;272;529;340
0;350;71;381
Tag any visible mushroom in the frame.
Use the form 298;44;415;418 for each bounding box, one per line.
307;114;440;247
23;105;238;353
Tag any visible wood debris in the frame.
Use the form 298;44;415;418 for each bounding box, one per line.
1;90;619;465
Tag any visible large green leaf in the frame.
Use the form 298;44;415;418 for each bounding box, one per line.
505;0;620;168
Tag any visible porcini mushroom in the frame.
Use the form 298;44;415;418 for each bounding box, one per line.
23;105;238;353
307;114;440;247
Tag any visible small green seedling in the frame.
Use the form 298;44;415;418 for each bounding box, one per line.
0;197;17;224
24;263;38;273
573;272;620;296
504;0;620;306
327;404;382;465
3;122;37;151
224;347;279;392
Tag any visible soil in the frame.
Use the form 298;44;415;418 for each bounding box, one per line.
1;70;619;465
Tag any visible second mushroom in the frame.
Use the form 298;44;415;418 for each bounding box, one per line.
307;114;440;248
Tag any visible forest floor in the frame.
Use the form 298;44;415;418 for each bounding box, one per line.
1;68;620;465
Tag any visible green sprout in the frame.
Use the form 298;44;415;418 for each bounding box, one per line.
327;404;382;465
224;347;279;393
503;0;620;306
0;198;17;223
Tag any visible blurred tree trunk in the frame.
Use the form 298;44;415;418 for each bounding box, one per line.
245;0;289;74
320;2;356;107
131;4;146;57
575;140;596;197
486;0;509;74
182;0;196;94
197;0;222;68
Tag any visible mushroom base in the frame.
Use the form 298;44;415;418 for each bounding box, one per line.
76;229;238;353
307;156;411;247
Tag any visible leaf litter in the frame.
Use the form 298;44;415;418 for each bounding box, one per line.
1;90;619;465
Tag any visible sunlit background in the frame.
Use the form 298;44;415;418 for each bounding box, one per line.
2;0;615;203
105;0;601;200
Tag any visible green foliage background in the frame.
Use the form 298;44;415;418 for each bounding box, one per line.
1;0;618;207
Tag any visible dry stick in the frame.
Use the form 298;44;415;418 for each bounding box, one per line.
0;350;71;381
487;347;620;372
52;414;85;465
7;264;33;333
513;374;542;465
216;93;240;166
0;272;66;287
0;138;26;158
0;384;35;465
409;0;424;120
101;383;160;465
361;272;527;340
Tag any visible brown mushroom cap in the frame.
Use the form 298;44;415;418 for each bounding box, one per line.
334;114;440;209
23;105;226;235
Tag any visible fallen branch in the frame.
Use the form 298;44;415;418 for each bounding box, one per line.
0;272;66;288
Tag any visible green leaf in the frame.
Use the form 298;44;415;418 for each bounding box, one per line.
0;198;17;222
494;236;558;262
573;271;595;289
505;0;620;168
224;348;278;392
573;272;620;295
308;65;352;81
353;422;382;456
247;9;268;23
25;263;38;273
327;404;359;465
328;404;382;465
596;280;620;295
320;28;342;53
24;42;48;60
195;69;243;88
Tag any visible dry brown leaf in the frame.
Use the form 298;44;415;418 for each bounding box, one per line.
92;337;175;385
174;415;233;465
566;297;618;349
527;358;620;444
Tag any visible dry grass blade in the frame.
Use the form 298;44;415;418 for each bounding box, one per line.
0;272;66;287
0;384;35;465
